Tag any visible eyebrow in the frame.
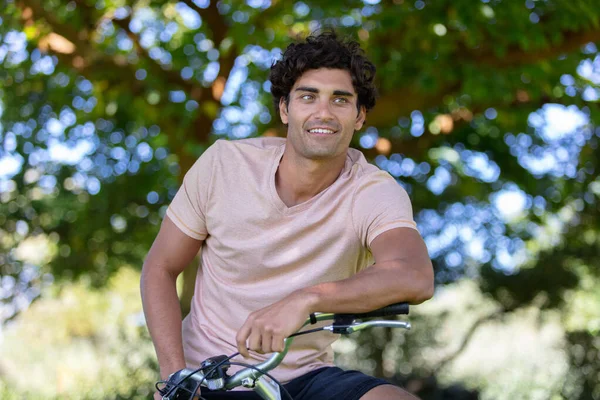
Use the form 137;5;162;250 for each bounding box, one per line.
294;86;355;97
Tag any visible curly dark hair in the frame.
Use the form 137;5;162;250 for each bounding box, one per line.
269;30;378;114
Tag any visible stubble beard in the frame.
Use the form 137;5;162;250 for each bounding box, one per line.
291;128;348;161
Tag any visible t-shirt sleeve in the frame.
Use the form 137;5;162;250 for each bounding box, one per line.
166;141;220;240
352;171;418;249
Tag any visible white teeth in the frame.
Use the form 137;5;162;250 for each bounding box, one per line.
309;128;335;134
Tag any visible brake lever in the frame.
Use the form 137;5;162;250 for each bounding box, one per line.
323;319;411;334
160;369;202;400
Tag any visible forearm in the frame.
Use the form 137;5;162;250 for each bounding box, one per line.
141;265;187;379
302;258;434;315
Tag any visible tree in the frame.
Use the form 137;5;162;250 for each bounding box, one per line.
1;0;599;397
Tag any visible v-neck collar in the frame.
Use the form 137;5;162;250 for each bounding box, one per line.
268;143;353;215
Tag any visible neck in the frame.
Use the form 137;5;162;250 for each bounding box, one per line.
275;149;347;207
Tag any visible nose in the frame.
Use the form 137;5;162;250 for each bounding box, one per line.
314;99;335;121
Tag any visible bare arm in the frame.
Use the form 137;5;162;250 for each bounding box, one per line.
236;227;433;356
302;227;434;314
141;215;203;379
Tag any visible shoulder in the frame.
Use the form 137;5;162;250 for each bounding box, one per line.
344;148;412;209
346;147;380;177
346;147;405;190
202;137;285;162
346;150;416;245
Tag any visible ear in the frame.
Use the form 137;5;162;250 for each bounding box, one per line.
354;105;366;131
279;97;289;124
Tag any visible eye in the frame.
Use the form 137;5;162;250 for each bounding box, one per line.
334;97;349;104
300;94;314;100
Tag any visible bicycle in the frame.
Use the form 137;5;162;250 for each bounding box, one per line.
156;302;412;400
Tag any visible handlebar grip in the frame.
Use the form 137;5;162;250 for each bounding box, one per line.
340;302;409;319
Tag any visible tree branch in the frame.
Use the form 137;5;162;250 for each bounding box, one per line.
68;0;200;95
466;28;600;68
367;82;462;128
180;0;228;45
369;26;600;128
433;309;505;375
112;15;197;94
17;0;131;74
177;0;240;147
360;89;579;164
18;0;91;54
178;0;237;89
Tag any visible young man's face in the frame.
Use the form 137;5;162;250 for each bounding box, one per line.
279;68;366;161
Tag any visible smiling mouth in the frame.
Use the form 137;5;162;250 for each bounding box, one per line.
307;128;337;135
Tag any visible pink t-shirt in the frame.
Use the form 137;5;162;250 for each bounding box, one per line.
166;137;417;384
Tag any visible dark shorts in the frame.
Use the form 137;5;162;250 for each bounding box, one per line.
198;366;389;400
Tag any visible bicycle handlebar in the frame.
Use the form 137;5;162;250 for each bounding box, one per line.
343;301;409;319
170;302;410;396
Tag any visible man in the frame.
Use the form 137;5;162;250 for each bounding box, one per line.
142;31;434;399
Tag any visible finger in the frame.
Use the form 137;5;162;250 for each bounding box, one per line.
247;328;263;354
271;334;285;353
236;325;251;358
261;325;275;353
261;332;273;354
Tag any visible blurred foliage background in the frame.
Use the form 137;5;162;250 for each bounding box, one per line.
1;0;600;398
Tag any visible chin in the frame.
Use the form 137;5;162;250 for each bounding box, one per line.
303;149;344;160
